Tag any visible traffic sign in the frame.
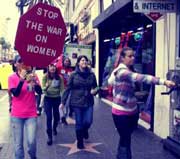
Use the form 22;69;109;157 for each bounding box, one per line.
145;12;163;22
15;3;67;67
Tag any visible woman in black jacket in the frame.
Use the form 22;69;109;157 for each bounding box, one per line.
60;55;98;149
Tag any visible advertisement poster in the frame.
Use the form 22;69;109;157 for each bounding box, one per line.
64;44;92;67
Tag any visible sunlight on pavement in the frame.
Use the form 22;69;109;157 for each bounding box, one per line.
0;93;11;143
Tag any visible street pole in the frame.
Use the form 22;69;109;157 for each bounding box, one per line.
20;0;24;15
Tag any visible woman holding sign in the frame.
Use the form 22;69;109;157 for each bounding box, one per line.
8;55;42;159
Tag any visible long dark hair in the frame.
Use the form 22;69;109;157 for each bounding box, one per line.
75;55;88;67
47;64;60;80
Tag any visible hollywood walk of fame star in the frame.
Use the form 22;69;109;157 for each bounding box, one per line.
57;140;102;155
66;117;76;125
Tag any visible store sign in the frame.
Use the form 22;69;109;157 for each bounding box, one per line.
145;12;163;22
15;3;67;67
64;44;92;67
133;0;177;13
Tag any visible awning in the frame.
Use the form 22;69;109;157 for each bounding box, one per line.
93;0;131;28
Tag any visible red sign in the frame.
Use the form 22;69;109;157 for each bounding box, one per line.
15;3;67;67
145;12;163;22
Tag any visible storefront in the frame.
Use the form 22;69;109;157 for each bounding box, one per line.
163;3;180;157
93;1;158;130
77;0;98;68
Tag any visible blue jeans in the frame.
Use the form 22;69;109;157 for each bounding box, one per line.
73;106;93;131
11;117;37;159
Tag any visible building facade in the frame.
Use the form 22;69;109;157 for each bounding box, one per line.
64;0;180;147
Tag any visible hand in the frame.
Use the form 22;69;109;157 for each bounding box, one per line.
164;80;176;88
19;69;27;80
59;103;64;109
26;73;35;82
90;88;97;95
46;81;50;87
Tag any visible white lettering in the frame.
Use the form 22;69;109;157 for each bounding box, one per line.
35;34;47;43
38;23;43;31
37;7;42;16
36;8;59;19
47;26;62;36
26;20;31;28
27;44;56;57
43;9;49;17
25;20;43;31
39;47;46;54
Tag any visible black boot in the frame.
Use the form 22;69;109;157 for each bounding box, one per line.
47;130;53;146
117;145;131;159
76;130;84;149
61;117;68;125
47;137;53;146
83;129;89;139
53;125;58;136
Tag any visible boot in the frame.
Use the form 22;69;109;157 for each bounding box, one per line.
117;145;131;159
83;129;89;139
46;130;53;146
47;137;53;146
61;117;68;125
53;125;58;136
76;130;84;149
127;148;132;159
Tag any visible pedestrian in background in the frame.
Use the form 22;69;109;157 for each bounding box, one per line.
60;55;98;149
57;57;73;123
42;64;64;146
108;47;175;159
8;55;42;159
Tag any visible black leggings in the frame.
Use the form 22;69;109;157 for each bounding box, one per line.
112;113;139;148
44;96;60;136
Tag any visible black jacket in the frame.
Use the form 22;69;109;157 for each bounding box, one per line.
62;67;97;108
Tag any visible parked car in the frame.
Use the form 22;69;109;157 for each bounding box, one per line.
0;62;13;89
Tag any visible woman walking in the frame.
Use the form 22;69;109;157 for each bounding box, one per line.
108;47;175;159
58;57;73;122
42;64;64;145
60;55;98;149
8;55;42;159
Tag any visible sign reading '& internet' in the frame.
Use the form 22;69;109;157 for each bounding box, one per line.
133;0;177;13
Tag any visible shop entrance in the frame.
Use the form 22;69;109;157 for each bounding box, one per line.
98;2;156;130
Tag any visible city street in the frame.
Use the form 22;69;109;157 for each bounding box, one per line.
0;90;178;159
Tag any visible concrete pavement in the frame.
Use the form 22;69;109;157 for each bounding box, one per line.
0;91;178;159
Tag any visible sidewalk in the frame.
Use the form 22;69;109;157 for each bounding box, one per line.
0;95;178;159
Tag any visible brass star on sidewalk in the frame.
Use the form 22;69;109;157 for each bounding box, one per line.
66;117;76;125
57;140;102;155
